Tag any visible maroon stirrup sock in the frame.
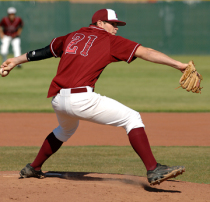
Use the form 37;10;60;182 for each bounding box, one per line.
128;127;157;171
30;132;63;170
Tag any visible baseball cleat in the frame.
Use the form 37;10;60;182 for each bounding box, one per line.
19;163;45;179
147;163;185;186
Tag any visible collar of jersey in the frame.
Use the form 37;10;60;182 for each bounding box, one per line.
89;25;107;32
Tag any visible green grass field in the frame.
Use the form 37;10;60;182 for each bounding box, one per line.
0;55;209;112
0;146;209;184
0;55;209;185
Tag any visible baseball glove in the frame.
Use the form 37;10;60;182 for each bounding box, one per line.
177;61;203;93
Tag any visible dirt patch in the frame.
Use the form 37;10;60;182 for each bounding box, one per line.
0;171;210;202
0;113;210;202
0;113;209;146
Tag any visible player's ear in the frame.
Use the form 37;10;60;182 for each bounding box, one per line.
97;20;104;28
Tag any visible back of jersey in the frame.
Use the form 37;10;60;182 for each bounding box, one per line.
48;25;139;97
49;26;111;94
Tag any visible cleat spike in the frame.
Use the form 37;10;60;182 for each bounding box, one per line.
147;163;185;186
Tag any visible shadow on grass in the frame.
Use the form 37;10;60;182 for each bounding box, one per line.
44;171;181;193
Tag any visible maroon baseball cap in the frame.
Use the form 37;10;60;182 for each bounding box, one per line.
92;9;126;26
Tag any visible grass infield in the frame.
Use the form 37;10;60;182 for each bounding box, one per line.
0;55;210;112
0;146;209;184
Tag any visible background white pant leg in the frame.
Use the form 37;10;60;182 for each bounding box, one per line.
11;37;21;57
52;94;79;142
71;92;145;134
1;35;11;55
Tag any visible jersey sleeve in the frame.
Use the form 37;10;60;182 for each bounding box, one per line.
19;18;24;28
50;34;69;58
0;18;5;27
109;35;140;63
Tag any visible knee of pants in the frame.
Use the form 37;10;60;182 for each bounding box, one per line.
124;111;145;134
11;38;21;57
1;47;8;55
13;48;21;57
53;123;79;142
1;36;10;54
12;46;21;57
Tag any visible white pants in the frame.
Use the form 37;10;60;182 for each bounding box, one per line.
1;35;21;57
52;87;145;142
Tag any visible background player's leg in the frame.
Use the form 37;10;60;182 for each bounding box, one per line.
11;37;21;57
11;37;22;67
30;132;63;170
2;54;7;63
1;35;11;62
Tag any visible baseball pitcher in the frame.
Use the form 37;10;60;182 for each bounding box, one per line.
1;9;187;185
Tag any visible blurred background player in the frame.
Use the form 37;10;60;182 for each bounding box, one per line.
0;7;23;68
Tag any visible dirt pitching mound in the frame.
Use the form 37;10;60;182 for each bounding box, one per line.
0;171;210;202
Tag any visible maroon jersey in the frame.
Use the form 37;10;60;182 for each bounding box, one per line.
48;25;140;97
0;16;23;37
